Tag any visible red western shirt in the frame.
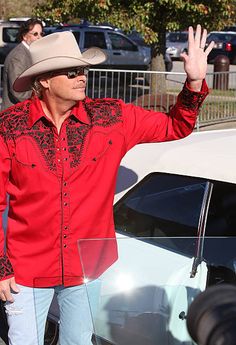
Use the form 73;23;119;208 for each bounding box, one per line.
0;81;208;287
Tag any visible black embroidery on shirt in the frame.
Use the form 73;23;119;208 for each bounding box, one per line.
66;120;90;168
84;98;122;127
0;255;14;279
0;103;30;140
66;98;123;168
0;98;123;170
178;83;206;110
0;102;57;171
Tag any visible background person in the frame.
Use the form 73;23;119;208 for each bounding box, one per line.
0;27;214;345
1;18;43;110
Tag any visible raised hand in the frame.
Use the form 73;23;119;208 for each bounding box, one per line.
180;24;215;91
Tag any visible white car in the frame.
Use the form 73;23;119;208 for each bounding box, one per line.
0;21;20;64
166;31;188;60
90;128;236;345
2;129;236;345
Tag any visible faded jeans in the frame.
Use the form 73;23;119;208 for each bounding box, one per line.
5;281;99;345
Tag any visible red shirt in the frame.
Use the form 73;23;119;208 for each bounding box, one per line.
0;81;208;287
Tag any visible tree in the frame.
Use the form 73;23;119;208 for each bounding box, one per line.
0;0;45;20
34;0;236;92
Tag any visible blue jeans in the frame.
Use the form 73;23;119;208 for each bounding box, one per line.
5;281;99;345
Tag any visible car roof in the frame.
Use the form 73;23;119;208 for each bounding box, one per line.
208;31;236;35
56;25;115;32
0;21;20;27
115;129;236;203
56;26;127;35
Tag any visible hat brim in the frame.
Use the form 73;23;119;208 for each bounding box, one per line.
13;47;107;92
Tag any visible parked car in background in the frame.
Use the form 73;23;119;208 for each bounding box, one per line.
54;24;150;70
206;31;236;64
166;31;188;60
55;25;172;72
43;26;58;36
43;128;236;345
0;21;58;65
127;29;173;72
223;25;236;32
8;17;30;25
0;21;20;64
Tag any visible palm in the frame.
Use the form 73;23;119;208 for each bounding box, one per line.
180;25;215;82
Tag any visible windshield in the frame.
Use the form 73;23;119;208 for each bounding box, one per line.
207;33;236;42
167;32;188;42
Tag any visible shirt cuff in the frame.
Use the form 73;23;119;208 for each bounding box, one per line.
177;79;209;111
0;255;14;280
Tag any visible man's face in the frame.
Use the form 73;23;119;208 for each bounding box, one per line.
40;67;89;103
23;24;43;46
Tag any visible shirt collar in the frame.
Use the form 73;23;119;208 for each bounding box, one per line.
21;40;30;50
28;97;91;129
69;98;91;124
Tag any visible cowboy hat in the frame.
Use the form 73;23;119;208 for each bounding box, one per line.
13;31;107;92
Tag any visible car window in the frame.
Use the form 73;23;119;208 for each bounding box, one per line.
84;31;106;49
205;181;236;237
203;181;236;276
231;37;236;45
2;28;19;43
114;173;208;256
167;32;188;42
108;32;138;51
207;33;236;42
127;31;146;46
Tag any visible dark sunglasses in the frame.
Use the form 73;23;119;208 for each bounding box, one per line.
29;31;45;37
52;67;90;79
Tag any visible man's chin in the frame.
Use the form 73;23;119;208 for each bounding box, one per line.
74;92;86;101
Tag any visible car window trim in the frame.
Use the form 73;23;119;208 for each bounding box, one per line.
190;181;214;277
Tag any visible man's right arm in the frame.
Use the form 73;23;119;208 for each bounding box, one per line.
0;136;19;302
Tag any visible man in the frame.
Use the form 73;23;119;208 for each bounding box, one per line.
0;18;43;344
0;27;214;345
1;18;43;110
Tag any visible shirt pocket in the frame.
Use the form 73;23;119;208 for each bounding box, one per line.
10;137;39;170
83;129;126;165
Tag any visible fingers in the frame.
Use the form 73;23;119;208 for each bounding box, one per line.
188;26;195;50
0;277;19;303
205;40;215;56
194;24;202;47
0;285;13;302
10;278;20;294
200;28;207;49
180;51;189;63
188;24;208;50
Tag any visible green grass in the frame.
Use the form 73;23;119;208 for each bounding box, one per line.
200;100;236;123
209;89;236;97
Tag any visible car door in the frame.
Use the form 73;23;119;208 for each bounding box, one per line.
83;30;110;67
106;31;146;69
89;172;212;345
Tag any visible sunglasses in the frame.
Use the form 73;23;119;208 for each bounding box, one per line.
29;32;45;37
51;67;90;79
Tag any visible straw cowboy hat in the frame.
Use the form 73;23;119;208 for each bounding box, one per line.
13;31;107;92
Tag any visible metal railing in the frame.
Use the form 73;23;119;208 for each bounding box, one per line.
1;65;236;129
